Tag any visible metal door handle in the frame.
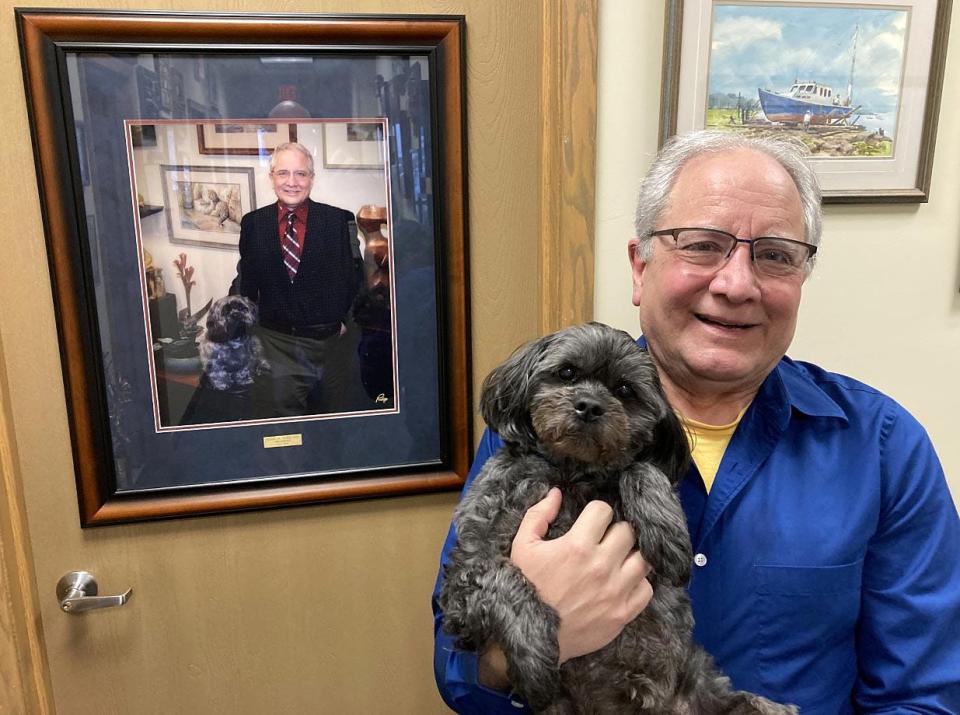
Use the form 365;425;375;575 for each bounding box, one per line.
57;571;132;613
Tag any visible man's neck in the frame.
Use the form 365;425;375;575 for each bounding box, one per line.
657;373;760;425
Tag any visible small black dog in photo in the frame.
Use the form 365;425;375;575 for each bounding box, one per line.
181;295;269;425
198;295;269;391
439;323;797;714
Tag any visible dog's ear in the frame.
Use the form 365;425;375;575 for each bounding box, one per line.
479;334;555;445
638;404;691;485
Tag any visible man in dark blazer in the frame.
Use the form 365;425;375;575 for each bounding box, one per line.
239;141;363;416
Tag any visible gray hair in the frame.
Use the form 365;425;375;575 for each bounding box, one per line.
269;141;315;175
634;131;822;265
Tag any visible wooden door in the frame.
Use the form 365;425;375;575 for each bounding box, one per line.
0;2;597;713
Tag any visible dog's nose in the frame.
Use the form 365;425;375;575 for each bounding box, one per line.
574;397;604;422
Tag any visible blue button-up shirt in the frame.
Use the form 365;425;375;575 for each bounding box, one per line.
432;352;960;713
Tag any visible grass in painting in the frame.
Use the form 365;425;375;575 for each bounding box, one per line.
702;107;893;158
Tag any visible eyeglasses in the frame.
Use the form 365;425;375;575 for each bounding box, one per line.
272;169;312;180
649;227;817;278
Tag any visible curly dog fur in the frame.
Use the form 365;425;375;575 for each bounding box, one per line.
199;295;269;391
439;323;797;714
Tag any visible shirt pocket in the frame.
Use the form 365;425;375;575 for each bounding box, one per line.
752;560;863;710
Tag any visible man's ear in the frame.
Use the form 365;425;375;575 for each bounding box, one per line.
627;238;647;307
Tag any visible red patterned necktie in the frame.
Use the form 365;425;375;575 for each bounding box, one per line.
282;210;300;281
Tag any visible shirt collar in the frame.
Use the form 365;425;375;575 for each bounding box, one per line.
277;201;309;221
771;355;848;422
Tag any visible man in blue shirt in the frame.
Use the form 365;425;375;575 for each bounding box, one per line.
432;131;960;713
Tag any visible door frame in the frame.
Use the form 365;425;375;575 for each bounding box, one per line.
0;335;55;713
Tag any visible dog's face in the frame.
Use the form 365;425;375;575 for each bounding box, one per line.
204;295;258;343
481;322;689;480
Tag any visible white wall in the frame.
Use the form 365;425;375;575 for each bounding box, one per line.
594;0;959;505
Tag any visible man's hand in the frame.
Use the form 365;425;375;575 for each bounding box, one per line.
511;487;653;663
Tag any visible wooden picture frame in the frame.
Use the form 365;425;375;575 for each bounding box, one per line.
17;9;470;525
660;0;952;203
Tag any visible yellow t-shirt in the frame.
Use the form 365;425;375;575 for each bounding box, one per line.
680;408;747;492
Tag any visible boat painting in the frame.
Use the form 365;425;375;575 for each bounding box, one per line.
758;22;862;126
704;4;907;157
757;83;858;125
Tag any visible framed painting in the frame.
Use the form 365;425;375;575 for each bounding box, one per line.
156;161;255;248
660;0;951;202
197;121;299;155
17;10;470;525
323;120;386;168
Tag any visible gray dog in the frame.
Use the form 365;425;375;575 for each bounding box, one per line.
199;295;269;391
439;323;797;714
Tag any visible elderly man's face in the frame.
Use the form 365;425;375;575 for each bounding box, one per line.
271;149;314;209
628;149;807;400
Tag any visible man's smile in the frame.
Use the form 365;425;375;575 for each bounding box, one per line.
695;313;758;330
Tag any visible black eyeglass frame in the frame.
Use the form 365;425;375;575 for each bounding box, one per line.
648;227;818;269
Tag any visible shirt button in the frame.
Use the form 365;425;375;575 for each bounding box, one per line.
694;553;708;567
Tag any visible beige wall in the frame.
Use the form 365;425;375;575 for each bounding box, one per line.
595;0;959;505
1;0;556;711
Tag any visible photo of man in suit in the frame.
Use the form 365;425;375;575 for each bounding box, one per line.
238;141;364;417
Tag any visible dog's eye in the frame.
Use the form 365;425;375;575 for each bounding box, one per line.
614;382;634;399
558;366;577;382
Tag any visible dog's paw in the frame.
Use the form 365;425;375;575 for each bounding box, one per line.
651;537;693;588
748;696;799;715
722;693;799;715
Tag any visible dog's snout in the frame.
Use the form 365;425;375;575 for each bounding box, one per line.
574;397;604;422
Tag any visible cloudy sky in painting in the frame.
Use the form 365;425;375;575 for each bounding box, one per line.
707;3;907;131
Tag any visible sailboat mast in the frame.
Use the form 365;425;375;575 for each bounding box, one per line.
846;25;859;106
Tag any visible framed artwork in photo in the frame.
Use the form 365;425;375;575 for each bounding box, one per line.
197;121;299;155
17;9;470;525
156;161;255;248
323;120;386;169
660;0;951;202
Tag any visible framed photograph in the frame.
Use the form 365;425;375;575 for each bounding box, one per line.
660;0;951;202
157;161;255;248
197;121;298;155
17;10;469;525
323;120;386;168
131;118;393;428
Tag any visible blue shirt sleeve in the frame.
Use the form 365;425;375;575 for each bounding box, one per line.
854;405;960;712
432;428;533;714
